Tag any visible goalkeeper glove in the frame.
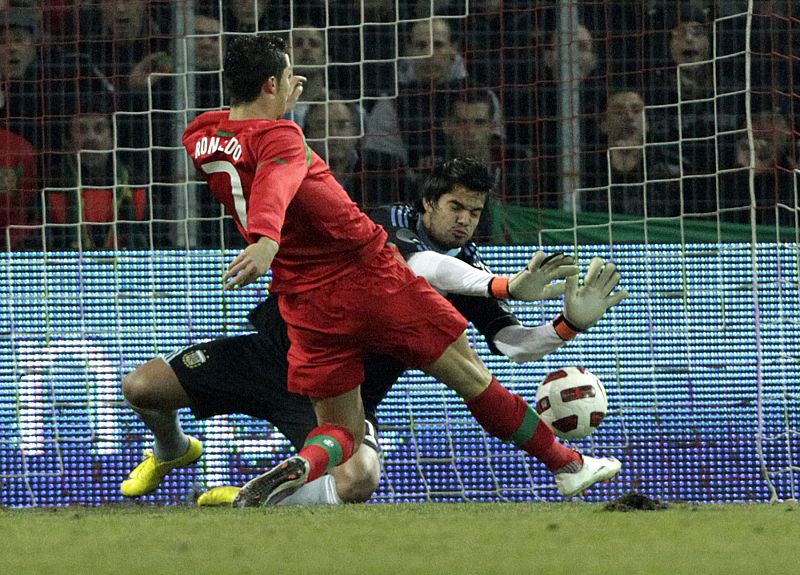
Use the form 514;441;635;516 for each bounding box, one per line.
553;256;628;339
489;251;579;302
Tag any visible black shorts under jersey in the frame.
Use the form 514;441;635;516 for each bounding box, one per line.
166;298;404;450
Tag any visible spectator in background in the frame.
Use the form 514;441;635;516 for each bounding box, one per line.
645;7;740;214
0;127;39;250
192;13;224;111
505;20;600;149
366;17;462;169
717;109;797;227
77;0;178;246
47;106;148;250
667;14;714;101
223;0;275;34
327;0;397;98
1;9;111;187
733;110;795;173
582;88;682;217
435;90;533;242
439;90;531;204
504;18;601;209
303;99;361;197
286;25;327;128
222;0;322;34
0;10;42;150
78;0;173;112
365;18;502;176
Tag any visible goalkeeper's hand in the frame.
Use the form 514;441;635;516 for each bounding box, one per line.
561;257;628;332
503;251;579;302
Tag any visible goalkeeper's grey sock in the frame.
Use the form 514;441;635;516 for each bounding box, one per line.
125;399;189;461
276;474;343;506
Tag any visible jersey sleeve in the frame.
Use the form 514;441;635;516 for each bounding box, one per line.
448;294;520;355
247;124;311;242
368;204;425;260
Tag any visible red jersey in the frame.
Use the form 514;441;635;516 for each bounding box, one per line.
0;129;38;250
183;111;386;293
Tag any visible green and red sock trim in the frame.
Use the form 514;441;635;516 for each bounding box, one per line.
466;378;580;472
298;424;355;482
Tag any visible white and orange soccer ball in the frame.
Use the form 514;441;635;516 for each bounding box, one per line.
535;367;607;440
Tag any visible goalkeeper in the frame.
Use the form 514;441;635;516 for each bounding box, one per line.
121;158;626;505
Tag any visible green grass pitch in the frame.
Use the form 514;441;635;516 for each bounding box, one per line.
2;502;798;574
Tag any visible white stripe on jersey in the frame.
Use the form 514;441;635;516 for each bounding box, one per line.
161;347;187;364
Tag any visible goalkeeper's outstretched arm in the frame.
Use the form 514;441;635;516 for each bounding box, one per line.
493;256;628;363
405;249;577;301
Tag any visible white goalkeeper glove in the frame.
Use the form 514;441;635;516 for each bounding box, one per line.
552;256;628;339
489;251;579;302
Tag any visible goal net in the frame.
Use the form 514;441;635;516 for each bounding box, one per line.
1;1;797;505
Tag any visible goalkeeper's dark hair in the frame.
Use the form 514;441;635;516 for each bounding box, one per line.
224;35;288;106
417;158;495;212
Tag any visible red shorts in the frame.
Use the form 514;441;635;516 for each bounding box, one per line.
279;246;468;398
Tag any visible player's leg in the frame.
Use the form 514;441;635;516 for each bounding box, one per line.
364;249;621;497
199;419;382;506
424;332;620;496
122;333;278;498
277;417;379;504
120;356;202;497
330;419;382;502
233;388;363;507
233;292;371;507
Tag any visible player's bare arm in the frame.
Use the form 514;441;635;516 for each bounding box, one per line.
223;236;279;290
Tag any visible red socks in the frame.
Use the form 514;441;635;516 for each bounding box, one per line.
298;423;355;482
466;378;581;472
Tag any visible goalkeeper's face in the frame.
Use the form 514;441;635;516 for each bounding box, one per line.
422;185;486;249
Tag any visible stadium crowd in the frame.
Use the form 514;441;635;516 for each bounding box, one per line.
1;0;797;250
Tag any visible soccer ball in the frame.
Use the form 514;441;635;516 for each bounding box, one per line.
535;367;607;440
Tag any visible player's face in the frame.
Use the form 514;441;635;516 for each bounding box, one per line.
422;185;486;249
670;22;710;65
275;54;293;106
603;92;646;144
0;27;36;80
408;19;457;85
71;114;113;169
193;16;221;71
444;101;494;158
101;0;147;39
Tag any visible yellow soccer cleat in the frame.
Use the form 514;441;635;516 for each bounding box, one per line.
121;436;203;497
196;486;242;507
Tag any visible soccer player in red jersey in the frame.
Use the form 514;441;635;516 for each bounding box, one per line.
182;35;622;505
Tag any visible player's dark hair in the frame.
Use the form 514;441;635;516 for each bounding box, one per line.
224;35;288;106
417;157;495;212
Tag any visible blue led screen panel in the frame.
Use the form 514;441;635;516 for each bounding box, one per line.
1;244;797;506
